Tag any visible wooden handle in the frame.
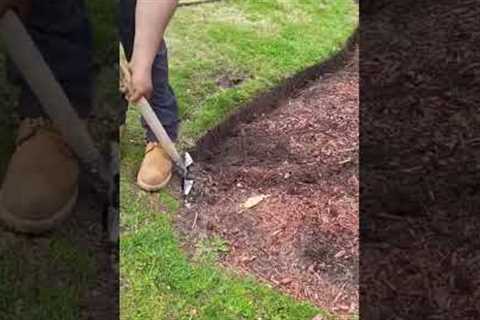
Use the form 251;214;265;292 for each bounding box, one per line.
0;10;109;183
119;43;186;174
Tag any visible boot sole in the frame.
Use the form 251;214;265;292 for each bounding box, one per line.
136;171;172;192
0;186;78;235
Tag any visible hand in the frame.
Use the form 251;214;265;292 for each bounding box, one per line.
0;0;31;19
127;60;153;103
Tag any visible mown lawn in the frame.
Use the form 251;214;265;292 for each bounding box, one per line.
121;1;358;319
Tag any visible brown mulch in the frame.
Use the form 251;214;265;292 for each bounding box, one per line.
361;1;480;319
177;48;359;315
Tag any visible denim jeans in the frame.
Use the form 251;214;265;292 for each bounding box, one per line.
120;0;179;142
7;0;179;142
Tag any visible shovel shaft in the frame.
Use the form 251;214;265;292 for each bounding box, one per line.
0;10;109;184
136;97;187;175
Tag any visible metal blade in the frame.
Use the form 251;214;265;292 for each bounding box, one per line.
183;178;194;197
185;152;194;167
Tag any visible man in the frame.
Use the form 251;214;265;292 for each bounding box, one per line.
0;0;178;233
120;0;179;191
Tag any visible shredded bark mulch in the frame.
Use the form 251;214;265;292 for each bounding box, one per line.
361;1;480;319
177;48;359;315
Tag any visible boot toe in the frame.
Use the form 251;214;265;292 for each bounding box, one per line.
2;174;77;220
0;125;79;233
137;166;172;191
136;144;173;191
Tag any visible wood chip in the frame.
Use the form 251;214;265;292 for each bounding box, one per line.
335;250;346;258
241;194;270;209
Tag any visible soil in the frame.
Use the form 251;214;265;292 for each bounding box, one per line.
216;74;246;89
361;1;480;319
177;47;359;315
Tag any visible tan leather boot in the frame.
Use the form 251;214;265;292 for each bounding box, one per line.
0;118;79;234
136;142;173;191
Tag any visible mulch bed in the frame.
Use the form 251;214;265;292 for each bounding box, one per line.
361;1;480;319
177;47;359;315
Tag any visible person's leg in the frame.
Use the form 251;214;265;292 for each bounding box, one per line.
0;0;93;234
120;0;179;191
119;0;135;129
12;0;94;119
136;41;179;191
119;0;179;141
119;0;135;61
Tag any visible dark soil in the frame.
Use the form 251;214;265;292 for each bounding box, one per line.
216;74;246;89
361;1;480;319
177;48;359;315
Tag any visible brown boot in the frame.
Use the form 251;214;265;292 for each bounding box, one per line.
136;142;173;192
0;118;79;234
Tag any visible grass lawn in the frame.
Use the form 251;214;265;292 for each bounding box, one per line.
121;1;358;319
0;235;96;320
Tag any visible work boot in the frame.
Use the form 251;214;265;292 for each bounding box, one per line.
0;118;79;234
136;142;172;191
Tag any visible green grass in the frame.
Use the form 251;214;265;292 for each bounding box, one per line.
121;0;358;319
121;181;322;320
0;236;95;320
173;0;358;145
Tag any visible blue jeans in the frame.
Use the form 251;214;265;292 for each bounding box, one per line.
7;0;180;142
120;0;179;142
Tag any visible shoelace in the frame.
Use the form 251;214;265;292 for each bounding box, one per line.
145;142;159;154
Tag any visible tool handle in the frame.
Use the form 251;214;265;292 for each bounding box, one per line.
136;97;186;174
0;10;109;183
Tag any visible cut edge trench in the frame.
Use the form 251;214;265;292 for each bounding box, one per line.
189;28;359;161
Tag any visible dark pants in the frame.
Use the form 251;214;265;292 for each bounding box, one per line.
8;0;179;142
119;0;179;142
7;0;94;119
